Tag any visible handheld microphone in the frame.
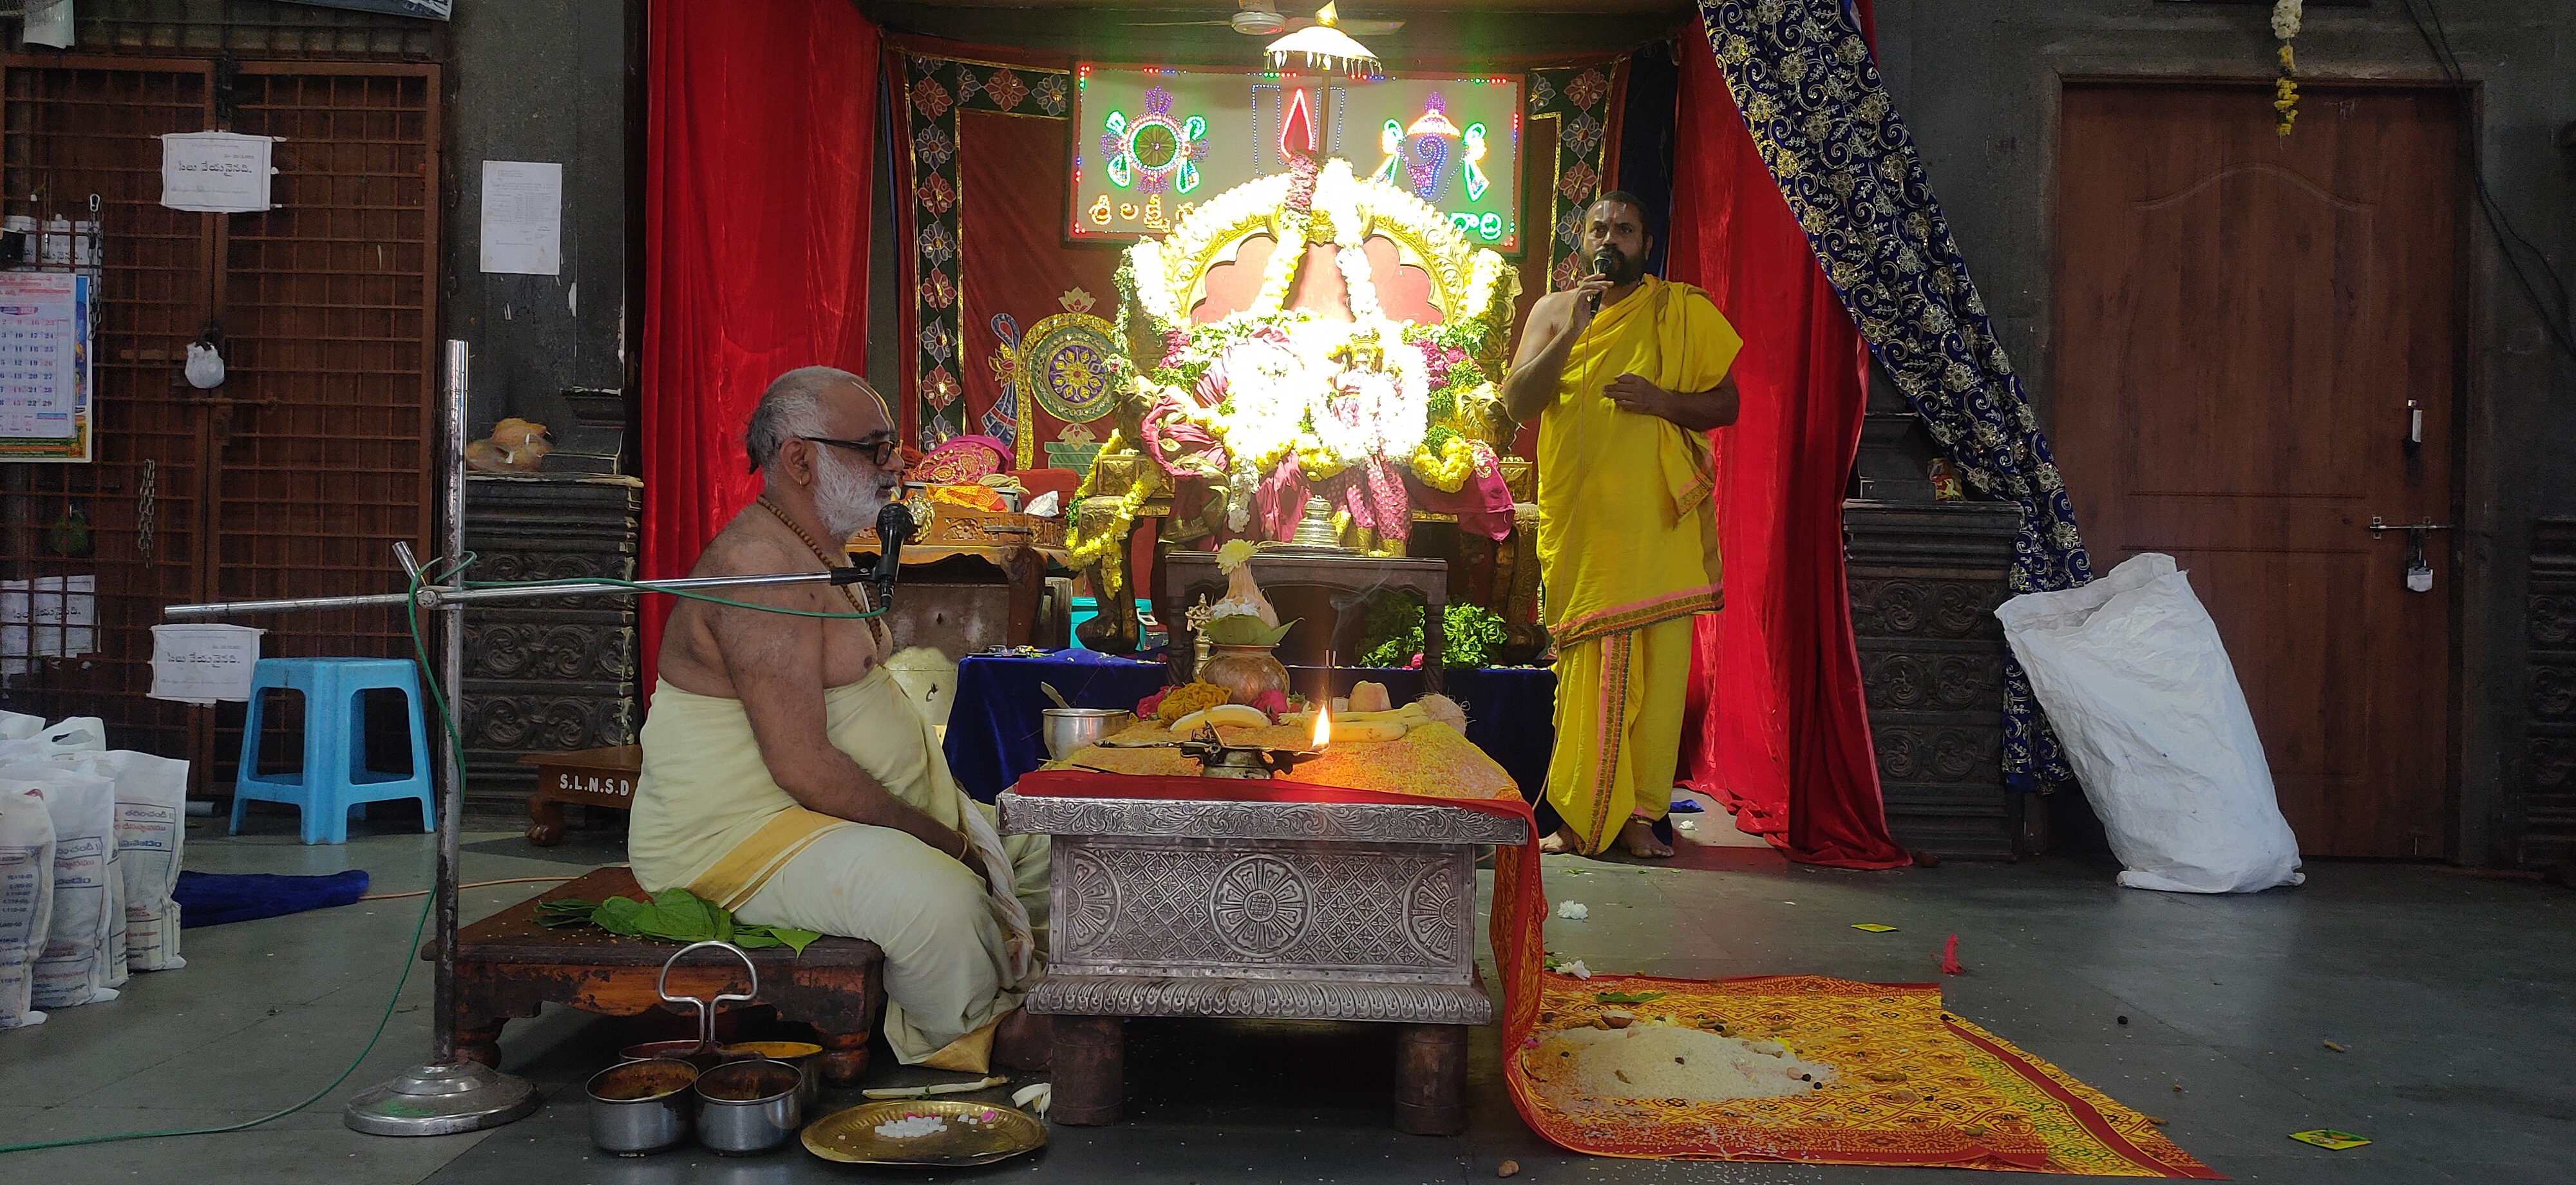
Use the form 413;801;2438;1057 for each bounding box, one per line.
1585;247;1617;314
871;502;916;604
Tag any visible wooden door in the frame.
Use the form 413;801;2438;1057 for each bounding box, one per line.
0;57;438;791
2053;82;2462;858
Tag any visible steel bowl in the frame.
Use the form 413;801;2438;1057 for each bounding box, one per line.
1042;707;1133;759
719;1041;824;1112
586;1057;700;1156
693;1057;804;1156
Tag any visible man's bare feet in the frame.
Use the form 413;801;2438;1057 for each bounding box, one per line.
1618;817;1674;859
1539;826;1580;855
993;1008;1054;1072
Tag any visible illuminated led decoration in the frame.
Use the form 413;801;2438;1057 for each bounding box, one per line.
1100;86;1210;195
1278;86;1317;163
1371;94;1477;204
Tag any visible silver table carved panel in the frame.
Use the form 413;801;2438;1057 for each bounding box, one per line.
996;790;1523;1025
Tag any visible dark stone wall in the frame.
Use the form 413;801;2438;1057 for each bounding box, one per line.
440;0;634;445
1870;0;2576;866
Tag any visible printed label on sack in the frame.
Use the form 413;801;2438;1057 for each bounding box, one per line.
117;804;178;853
52;835;104;889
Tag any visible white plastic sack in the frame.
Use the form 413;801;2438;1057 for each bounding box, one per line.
42;717;106;754
59;751;187;971
0;710;43;741
0;784;53;1029
0;761;121;1007
1995;553;2305;894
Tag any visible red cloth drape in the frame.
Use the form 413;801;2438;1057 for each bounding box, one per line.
1666;10;1907;869
639;1;880;694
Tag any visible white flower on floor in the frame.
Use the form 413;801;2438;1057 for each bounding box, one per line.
1555;900;1588;920
1560;959;1593;980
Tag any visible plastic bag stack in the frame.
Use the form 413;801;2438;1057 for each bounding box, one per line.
0;780;54;1029
0;714;193;1022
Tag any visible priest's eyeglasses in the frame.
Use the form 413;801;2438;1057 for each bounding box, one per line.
801;434;900;468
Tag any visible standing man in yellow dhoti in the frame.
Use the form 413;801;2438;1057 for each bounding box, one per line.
1501;193;1742;858
632;366;1053;1072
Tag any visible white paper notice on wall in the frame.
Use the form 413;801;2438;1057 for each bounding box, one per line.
160;131;276;214
1;576;95;675
480;161;563;276
147;625;263;705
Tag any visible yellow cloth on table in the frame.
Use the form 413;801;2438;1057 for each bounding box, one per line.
1057;721;1518;802
1535;276;1739;853
631;669;1049;1071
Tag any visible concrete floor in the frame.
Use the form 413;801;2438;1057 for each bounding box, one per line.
3;801;2570;1184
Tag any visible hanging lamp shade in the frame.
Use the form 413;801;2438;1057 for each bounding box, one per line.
1266;5;1379;76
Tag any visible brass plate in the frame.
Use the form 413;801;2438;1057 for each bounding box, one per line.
800;1099;1046;1167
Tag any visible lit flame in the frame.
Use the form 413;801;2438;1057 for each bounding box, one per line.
1311;703;1332;750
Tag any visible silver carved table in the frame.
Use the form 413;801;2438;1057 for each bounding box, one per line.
996;788;1527;1135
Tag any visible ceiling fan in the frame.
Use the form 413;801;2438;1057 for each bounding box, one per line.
1126;2;1406;37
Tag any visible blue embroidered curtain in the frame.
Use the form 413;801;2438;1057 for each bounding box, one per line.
1695;0;2091;785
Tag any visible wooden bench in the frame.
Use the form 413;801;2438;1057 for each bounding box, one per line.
446;866;886;1084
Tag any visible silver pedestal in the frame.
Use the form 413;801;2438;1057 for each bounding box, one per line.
342;1061;541;1136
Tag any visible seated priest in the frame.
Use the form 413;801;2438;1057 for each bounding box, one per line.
1500;192;1741;860
630;365;1053;1072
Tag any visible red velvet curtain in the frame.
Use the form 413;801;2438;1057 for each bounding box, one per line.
639;1;880;694
1667;11;1907;868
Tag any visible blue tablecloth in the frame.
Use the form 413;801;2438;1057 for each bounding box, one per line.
942;650;1557;802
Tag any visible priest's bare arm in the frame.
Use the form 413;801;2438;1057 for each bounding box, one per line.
703;533;980;870
1604;371;1741;433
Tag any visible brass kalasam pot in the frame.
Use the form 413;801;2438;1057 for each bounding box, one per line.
1200;644;1290;706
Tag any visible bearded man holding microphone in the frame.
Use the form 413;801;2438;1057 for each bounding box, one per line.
1499;193;1745;859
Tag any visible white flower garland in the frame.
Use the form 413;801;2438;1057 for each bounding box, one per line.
2270;0;2301;41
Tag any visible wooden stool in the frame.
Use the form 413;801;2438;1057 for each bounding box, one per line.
446;867;886;1084
520;745;641;846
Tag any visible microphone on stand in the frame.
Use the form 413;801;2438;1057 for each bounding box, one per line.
1585;246;1617;314
869;502;916;605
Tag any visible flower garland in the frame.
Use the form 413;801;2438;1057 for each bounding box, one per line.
1063;430;1156;570
1410;431;1479;493
2272;0;2300;136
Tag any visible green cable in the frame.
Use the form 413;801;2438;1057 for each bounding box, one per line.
1;554;895;1155
0;562;472;1156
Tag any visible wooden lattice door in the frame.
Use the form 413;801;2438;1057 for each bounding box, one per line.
0;57;439;792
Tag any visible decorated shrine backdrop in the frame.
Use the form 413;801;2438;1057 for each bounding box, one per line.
900;46;1634;460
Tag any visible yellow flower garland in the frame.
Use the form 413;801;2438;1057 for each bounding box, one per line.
1410;435;1479;493
1064;431;1156;571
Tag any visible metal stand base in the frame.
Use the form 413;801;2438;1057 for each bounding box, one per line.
342;1061;540;1137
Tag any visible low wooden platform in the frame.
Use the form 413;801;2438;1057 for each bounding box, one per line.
446;866;886;1084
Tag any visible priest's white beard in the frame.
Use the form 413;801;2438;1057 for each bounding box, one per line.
812;448;887;544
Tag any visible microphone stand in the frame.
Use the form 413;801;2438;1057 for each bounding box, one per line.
158;340;916;1137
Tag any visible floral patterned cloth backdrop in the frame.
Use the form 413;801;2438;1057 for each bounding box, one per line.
1695;0;2090;785
1524;64;1621;292
900;52;1084;453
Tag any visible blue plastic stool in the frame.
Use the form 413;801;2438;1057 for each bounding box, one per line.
230;658;436;845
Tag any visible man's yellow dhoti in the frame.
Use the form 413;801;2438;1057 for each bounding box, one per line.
1535;276;1741;853
630;668;1048;1072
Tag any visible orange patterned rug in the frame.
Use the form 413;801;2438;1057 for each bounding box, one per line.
1508;973;2222;1177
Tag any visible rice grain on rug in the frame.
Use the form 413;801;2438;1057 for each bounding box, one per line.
1510;972;2221;1177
